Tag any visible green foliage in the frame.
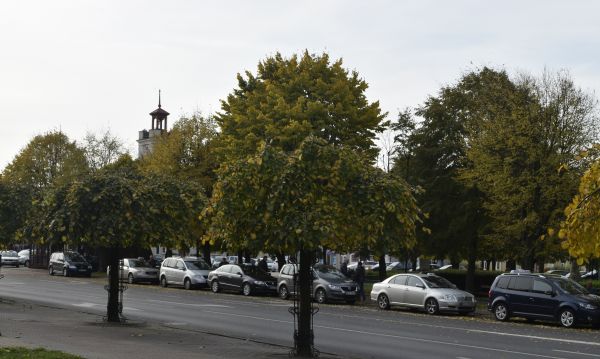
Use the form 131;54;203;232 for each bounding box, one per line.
0;347;83;359
216;51;386;161
0;181;31;245
140;113;219;195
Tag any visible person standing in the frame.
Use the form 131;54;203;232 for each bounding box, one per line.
355;261;366;303
340;260;348;277
258;256;269;272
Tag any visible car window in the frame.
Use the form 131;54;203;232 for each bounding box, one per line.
391;275;407;285
176;261;185;270
508;277;532;291
496;276;510;289
532;279;552;293
406;276;423;287
232;265;243;275
314;266;346;281
219;265;232;273
58;253;64;261
185;260;209;270
422;275;455;288
549;277;589;295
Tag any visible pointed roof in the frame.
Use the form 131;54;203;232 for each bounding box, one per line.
150;90;169;117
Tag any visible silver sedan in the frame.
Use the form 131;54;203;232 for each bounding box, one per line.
108;258;159;284
370;273;476;315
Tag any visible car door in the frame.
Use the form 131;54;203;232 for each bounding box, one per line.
174;260;186;285
217;265;233;289
121;259;129;280
528;278;558;318
56;253;65;272
506;276;533;315
164;259;176;283
404;276;427;307
387;275;408;304
230;265;244;291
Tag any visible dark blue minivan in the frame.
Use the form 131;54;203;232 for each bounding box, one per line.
488;272;600;328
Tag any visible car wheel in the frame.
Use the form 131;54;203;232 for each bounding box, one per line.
315;288;326;304
63;267;69;277
184;278;192;290
377;294;390;310
493;302;509;322
425;298;439;315
128;273;134;284
160;276;168;288
243;283;252;296
49;266;54;276
279;285;289;300
559;308;576;328
211;280;220;293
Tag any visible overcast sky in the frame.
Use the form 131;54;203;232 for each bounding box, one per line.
1;1;599;170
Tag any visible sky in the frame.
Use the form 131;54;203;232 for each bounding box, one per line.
1;0;599;170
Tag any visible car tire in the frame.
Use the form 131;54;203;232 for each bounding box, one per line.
425;298;439;315
184;278;192;290
377;294;390;310
49;266;54;276
243;283;252;296
128;273;134;284
63;267;69;277
315;288;327;304
211;280;220;293
279;285;289;300
493;302;509;322
160;276;168;288
559;308;576;328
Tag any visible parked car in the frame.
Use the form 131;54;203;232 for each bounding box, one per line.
545;269;569;277
208;264;277;296
108;258;159;284
371;273;476;315
160;257;211;289
387;261;411;272
48;251;92;277
18;249;30;267
488;272;600;328
278;264;358;304
582;269;598;279
0;250;20;267
370;262;390;272
347;260;378;272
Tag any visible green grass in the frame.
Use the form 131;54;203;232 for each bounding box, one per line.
0;347;83;359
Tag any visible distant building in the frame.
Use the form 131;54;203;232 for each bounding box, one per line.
137;90;169;158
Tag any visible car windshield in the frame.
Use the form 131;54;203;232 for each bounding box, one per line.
315;266;347;281
185;260;210;270
550;277;589;295
65;253;86;262
2;251;17;257
243;265;269;276
128;259;149;268
422;276;455;288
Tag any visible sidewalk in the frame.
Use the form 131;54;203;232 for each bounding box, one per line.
0;297;335;359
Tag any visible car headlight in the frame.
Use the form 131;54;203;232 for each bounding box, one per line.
579;302;598;310
254;281;265;286
442;294;458;302
328;284;341;290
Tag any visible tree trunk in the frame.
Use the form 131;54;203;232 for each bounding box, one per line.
570;259;581;281
107;246;120;322
276;252;286;272
465;235;477;294
202;242;211;264
378;254;387;282
322;247;328;265
296;249;314;357
237;251;243;266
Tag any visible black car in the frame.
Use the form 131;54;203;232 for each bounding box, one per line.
208;264;277;296
488;272;600;328
49;251;93;277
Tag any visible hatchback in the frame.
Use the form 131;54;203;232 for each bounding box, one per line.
278;264;358;304
208;264;277;296
371;273;476;314
0;251;20;267
488;273;600;328
109;258;158;284
48;251;92;277
160;257;211;289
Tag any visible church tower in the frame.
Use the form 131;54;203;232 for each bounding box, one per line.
138;90;170;158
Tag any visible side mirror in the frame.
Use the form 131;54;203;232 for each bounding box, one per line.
545;290;556;297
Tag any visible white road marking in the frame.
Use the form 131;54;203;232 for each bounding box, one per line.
122;307;140;311
72;302;99;308
202;310;571;359
146;299;231;308
0;282;25;285
554;350;600;358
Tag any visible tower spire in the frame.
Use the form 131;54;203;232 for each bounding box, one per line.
158;89;162;108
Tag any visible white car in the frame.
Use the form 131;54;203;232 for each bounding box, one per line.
18;249;30;267
160;257;211;289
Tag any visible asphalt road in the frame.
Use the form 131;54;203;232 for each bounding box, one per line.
2;266;600;359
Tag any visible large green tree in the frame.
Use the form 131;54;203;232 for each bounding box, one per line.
36;156;206;322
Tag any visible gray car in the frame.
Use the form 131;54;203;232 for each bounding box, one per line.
1;251;20;267
160;257;211;289
278;264;357;304
109;258;158;284
370;273;476;315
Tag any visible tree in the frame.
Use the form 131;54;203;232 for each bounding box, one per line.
463;69;598;270
558;145;600;264
36;155;206;322
82;129;128;172
205;137;421;356
0;180;30;246
139;112;219;261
